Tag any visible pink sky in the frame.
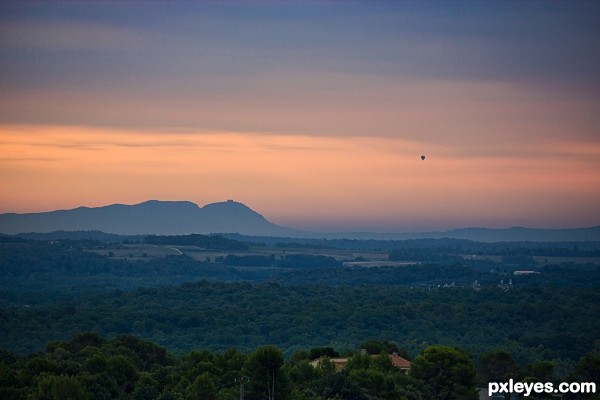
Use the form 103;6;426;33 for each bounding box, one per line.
1;121;598;231
1;2;599;232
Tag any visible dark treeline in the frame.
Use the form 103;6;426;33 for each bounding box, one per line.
3;239;599;291
219;254;341;269
1;334;599;400
1;240;599;361
273;263;600;287
2;280;599;365
225;233;600;255
6;231;600;255
272;265;474;286
11;231;145;243
1;237;599;399
0;242;245;290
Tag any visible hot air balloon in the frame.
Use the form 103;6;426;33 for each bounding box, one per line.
420;155;426;160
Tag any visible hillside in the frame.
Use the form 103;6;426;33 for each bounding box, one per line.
1;200;599;241
0;200;296;236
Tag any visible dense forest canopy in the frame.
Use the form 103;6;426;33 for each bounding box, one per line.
1;234;599;399
1;334;599;400
2;279;598;364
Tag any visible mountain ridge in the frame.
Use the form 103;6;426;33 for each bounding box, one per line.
0;200;599;242
0;200;296;237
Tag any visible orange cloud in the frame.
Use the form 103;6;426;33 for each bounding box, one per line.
1;124;599;230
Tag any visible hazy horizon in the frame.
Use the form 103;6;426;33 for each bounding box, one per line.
1;1;599;232
2;198;599;234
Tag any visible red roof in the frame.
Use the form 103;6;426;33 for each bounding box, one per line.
389;353;411;369
310;353;411;372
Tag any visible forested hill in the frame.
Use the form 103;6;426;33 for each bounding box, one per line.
1;239;599;364
3;333;598;400
0;200;296;236
1;198;598;241
2;280;598;365
1;236;599;400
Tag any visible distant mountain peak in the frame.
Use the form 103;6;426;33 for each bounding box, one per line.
0;200;294;236
1;200;598;241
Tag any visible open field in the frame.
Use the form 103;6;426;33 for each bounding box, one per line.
87;244;182;260
87;243;600;269
463;254;600;265
90;244;389;263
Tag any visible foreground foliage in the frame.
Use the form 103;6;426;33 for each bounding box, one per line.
2;334;598;400
1;279;598;365
1;238;599;399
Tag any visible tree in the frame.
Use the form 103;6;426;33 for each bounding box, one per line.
523;361;556;383
32;375;90;400
186;372;217;400
246;345;289;400
111;334;172;371
479;350;518;400
83;353;108;374
308;346;339;360
479;350;517;382
567;342;600;399
570;342;600;383
288;360;321;388
348;368;388;398
132;372;161;400
66;332;106;353
107;355;139;393
312;369;367;400
359;339;401;356
411;345;478;400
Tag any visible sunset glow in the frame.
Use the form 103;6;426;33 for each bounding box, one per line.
1;1;599;232
1;123;598;231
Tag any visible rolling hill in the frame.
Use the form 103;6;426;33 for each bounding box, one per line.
0;200;296;236
1;200;598;241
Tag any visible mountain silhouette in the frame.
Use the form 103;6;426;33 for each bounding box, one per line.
0;200;296;236
1;200;599;241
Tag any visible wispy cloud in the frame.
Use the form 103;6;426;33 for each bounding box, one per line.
0;19;148;52
1;124;598;231
1;2;599;230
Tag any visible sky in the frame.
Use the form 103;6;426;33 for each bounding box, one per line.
1;1;599;232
